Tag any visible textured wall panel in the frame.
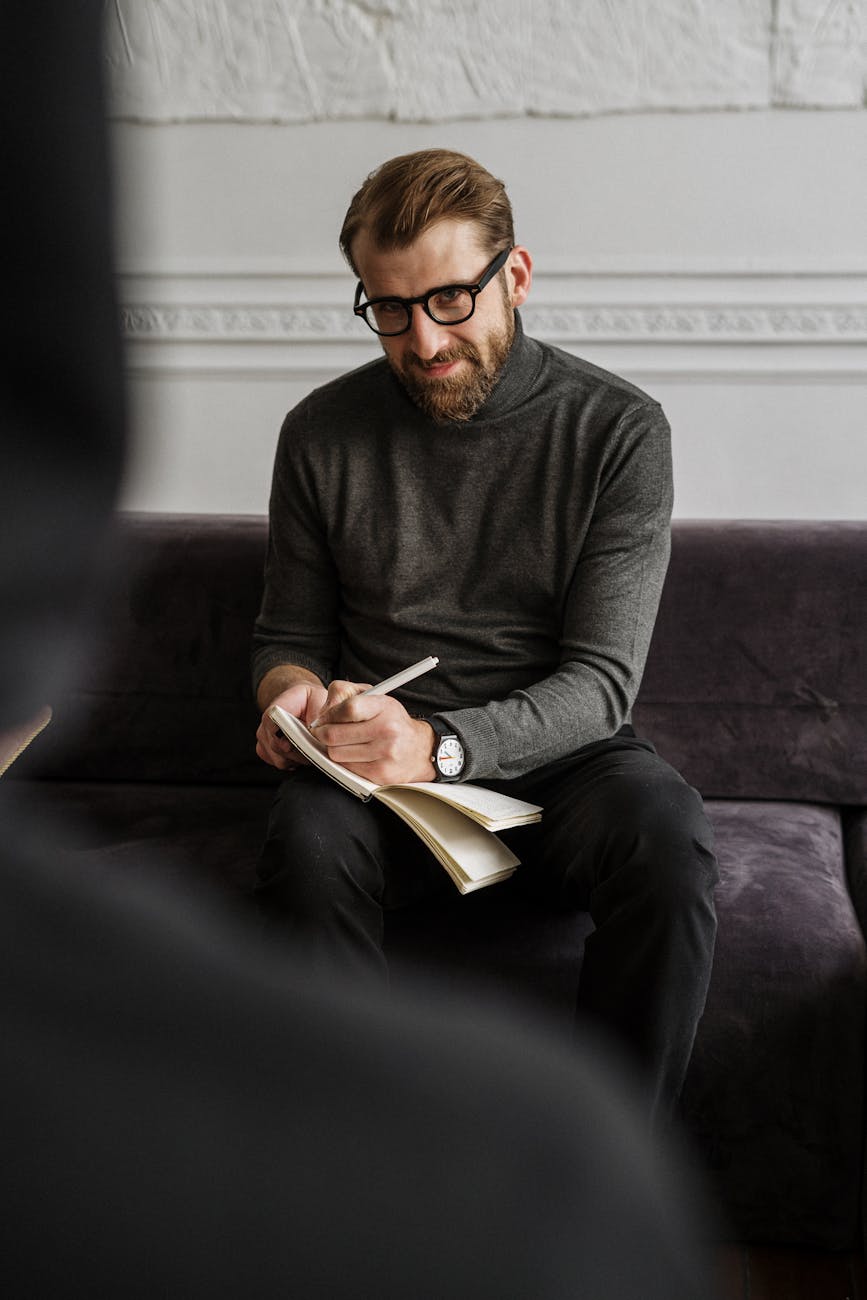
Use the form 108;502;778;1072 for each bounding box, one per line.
773;0;867;105
103;0;866;122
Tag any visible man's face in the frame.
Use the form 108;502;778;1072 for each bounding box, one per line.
352;220;522;423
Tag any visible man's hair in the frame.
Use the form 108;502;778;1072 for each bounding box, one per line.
339;149;515;276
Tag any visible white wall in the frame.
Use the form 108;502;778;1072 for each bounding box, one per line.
110;8;867;520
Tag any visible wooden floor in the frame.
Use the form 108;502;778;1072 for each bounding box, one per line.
716;1246;866;1300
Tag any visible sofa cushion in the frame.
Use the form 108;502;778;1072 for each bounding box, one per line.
682;800;865;1247
12;514;273;787
12;780;274;901
634;521;867;804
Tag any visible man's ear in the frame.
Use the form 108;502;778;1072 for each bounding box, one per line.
507;246;533;309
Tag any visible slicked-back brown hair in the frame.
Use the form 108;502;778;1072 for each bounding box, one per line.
339;149;515;276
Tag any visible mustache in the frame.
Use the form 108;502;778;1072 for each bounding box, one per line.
406;345;481;371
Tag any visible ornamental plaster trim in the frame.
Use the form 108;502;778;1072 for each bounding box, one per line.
120;301;867;344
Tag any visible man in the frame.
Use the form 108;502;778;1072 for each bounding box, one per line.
253;149;719;1124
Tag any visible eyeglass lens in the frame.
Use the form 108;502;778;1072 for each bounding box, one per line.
368;287;475;336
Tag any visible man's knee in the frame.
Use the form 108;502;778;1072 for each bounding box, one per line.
595;761;718;904
256;773;386;913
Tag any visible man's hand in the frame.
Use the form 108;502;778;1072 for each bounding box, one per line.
255;679;328;771
311;681;436;785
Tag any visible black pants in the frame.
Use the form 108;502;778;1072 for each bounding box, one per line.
256;729;719;1123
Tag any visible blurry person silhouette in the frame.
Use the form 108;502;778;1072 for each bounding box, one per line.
0;3;719;1296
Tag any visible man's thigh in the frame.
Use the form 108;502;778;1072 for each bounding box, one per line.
259;768;451;910
500;733;713;910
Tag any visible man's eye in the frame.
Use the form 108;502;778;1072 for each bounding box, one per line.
377;301;404;317
429;287;472;319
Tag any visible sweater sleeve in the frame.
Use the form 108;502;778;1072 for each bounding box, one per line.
436;403;673;781
251;405;340;693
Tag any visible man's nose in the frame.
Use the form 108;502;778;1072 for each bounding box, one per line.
406;304;452;359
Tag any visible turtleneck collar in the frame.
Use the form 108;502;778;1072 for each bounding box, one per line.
464;310;544;423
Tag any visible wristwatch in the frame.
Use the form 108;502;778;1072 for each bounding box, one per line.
426;716;465;782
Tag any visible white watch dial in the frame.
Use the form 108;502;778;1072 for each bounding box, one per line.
436;735;464;777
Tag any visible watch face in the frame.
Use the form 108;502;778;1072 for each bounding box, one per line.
436;735;464;777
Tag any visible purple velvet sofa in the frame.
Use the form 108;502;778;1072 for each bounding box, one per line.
11;514;867;1251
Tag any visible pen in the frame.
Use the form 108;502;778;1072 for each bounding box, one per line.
306;656;439;731
362;655;439;696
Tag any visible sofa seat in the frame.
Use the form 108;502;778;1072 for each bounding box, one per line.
12;780;276;902
683;801;865;1246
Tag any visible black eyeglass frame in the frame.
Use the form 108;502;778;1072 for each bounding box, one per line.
353;246;513;337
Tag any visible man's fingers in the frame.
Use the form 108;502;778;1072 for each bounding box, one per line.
255;715;304;770
310;681;372;729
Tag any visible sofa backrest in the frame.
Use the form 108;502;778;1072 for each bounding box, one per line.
16;514;867;804
634;520;866;803
20;514;273;788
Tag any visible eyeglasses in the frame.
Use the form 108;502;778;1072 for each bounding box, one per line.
353;247;512;337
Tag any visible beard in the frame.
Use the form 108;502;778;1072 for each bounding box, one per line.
387;312;515;424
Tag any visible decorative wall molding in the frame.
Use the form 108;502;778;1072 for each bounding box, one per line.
531;304;867;341
120;301;867;344
119;266;867;379
104;0;867;123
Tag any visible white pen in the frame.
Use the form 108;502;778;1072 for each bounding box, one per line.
307;656;439;731
362;655;439;696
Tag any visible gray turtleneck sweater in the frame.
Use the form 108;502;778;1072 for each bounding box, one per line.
253;315;673;782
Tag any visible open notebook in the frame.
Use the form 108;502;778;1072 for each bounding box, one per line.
269;705;542;894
